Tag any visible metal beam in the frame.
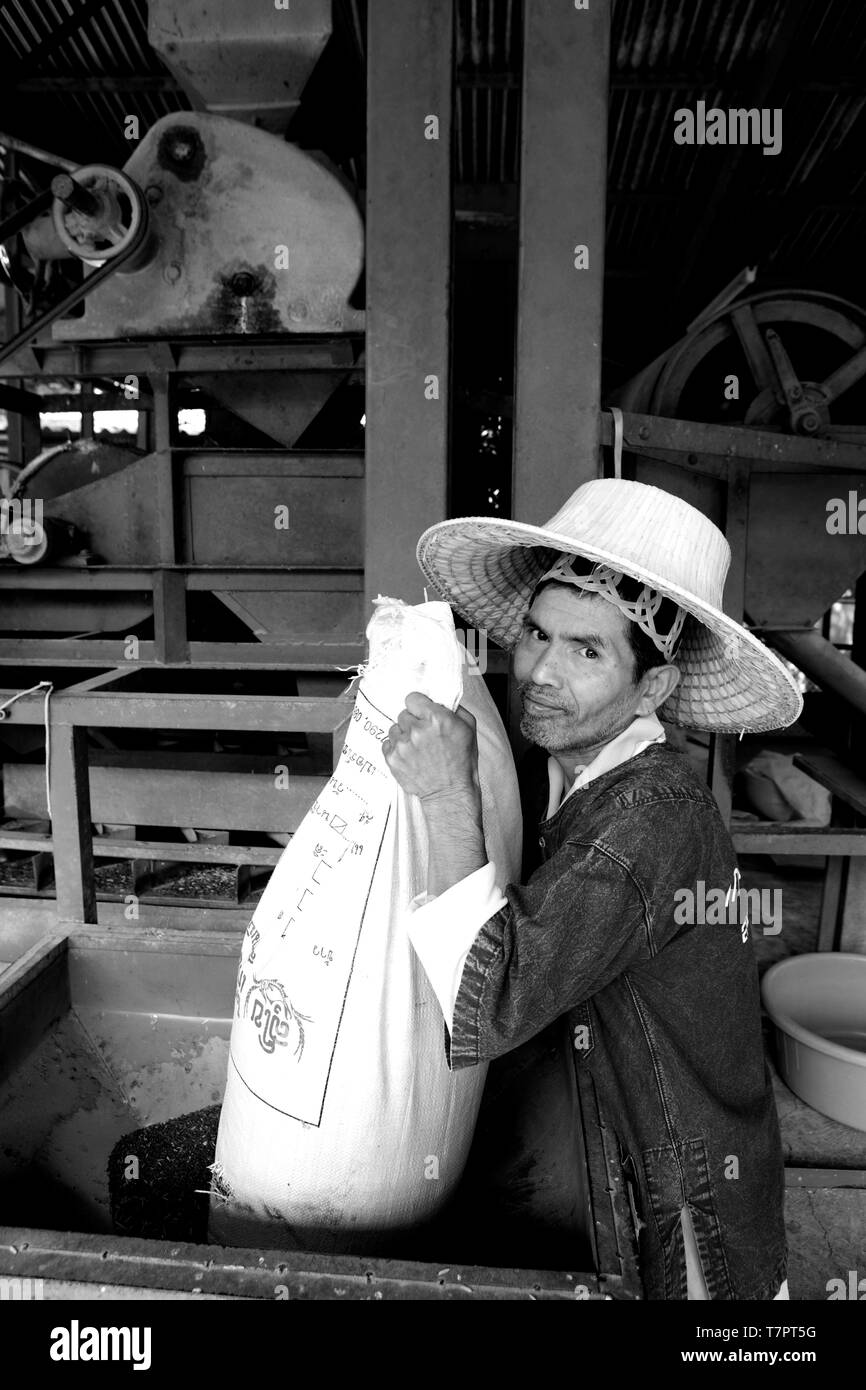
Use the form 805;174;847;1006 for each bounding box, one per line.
0;1224;606;1300
364;0;453;604
0;337;363;380
0;642;365;668
49;724;96;924
513;0;611;521
0;691;354;732
601;411;866;471
0;833;283;868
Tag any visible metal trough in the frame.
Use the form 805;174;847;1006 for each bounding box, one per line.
0;927;611;1299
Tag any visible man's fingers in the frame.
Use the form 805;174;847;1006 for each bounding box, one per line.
404;690;441;717
396;707;423;734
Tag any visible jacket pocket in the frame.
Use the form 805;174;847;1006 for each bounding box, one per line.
641;1138;731;1300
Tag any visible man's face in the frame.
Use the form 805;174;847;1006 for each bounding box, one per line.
512;584;648;756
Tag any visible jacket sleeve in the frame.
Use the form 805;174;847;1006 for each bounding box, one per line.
447;838;654;1069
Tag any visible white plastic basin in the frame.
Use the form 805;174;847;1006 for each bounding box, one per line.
761;952;866;1133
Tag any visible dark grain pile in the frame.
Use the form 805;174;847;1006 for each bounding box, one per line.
107;1104;222;1243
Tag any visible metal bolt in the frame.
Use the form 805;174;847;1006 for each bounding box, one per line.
229;271;259;298
790;385;802;401
687;453;698;466
638;425;650;439
164;261;182;284
145;184;163;204
51;173;100;218
800;414;820;433
167;136;196;163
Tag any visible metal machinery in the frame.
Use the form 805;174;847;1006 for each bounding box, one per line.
608;284;866;952
0;3;371;927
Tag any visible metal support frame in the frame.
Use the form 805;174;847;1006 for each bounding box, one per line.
513;0;611;523
0;688;353;925
48;724;96;923
364;0;453;605
507;3;614;1263
599;410;866;473
0;332;366;669
0;337;364;379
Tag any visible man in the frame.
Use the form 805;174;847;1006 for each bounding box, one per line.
382;477;802;1300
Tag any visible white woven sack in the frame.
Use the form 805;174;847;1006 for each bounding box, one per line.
209;598;522;1252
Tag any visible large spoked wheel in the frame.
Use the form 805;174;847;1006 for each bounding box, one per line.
648;291;866;439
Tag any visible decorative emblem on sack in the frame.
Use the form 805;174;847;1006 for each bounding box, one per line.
242;974;313;1059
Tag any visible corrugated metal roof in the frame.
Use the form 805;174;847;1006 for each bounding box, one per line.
455;0;521;183
1;0;864;366
1;0;190;178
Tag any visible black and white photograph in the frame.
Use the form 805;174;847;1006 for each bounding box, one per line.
0;0;864;1359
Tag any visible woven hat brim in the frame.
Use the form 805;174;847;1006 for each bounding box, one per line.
417;517;803;734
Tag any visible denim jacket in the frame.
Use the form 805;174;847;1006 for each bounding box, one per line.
447;741;788;1300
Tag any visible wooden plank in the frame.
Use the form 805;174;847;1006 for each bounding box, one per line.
513;0;611;520
48;724;97;924
785;1168;866;1189
0;832;283;867
818;855;846;951
66;925;243;957
840;857;866;954
0;898;250;933
365;0;452;605
0;692;353;730
88;751;323;774
732;827;866;856
794;753;866;817
6;765;324;832
0;642;362;668
0;568;365;591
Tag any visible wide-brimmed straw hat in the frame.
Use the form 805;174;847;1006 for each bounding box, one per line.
416;478;803;733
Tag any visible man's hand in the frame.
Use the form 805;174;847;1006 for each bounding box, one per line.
382;693;486;894
382;691;479;801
